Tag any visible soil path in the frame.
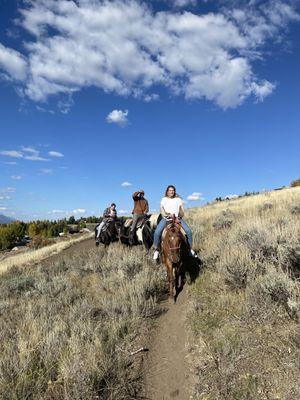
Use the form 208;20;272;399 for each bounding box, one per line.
43;240;192;400
43;237;95;264
142;287;190;400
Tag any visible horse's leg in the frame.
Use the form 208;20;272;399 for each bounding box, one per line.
173;265;178;299
177;267;182;290
166;260;174;300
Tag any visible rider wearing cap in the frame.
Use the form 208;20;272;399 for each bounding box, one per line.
129;190;149;245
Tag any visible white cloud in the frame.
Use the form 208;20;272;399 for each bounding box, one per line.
48;209;66;214
187;192;203;201
118;209;129;215
0;195;11;200
0;0;298;108
0;42;28;81
172;0;197;7
22;147;49;161
73;208;86;214
11;175;22;180
49;151;64;158
106;109;129;126
4;161;18;165
40;168;53;174
121;181;132;187
0;150;23;158
0;147;49;161
1;187;16;193
0;206;8;211
225;194;239;199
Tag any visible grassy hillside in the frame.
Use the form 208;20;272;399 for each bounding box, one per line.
0;244;165;399
1;187;299;399
186;187;300;399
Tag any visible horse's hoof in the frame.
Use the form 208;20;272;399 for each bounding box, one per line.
95;241;99;247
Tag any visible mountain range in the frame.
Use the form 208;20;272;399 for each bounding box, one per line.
0;214;14;224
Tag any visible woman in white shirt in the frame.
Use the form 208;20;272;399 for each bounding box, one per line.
153;185;196;260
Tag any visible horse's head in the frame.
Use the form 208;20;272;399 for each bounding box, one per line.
165;222;183;264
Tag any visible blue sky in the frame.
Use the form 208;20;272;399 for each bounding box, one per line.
0;0;299;221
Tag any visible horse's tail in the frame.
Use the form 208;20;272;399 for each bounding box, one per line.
142;223;153;250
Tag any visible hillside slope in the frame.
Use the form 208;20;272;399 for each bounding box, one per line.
186;187;300;399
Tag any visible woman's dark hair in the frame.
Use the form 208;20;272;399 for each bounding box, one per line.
111;203;116;207
165;185;176;198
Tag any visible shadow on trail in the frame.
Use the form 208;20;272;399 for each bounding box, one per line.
185;254;203;284
173;254;203;303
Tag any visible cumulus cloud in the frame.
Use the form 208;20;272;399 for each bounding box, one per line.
22;147;49;161
11;175;22;180
0;42;28;81
106;109;129;126
187;192;203;201
0;147;49;161
121;181;132;187
49;151;64;157
73;208;86;214
0;0;298;108
0;150;23;158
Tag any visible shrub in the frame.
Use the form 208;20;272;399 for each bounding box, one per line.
290;204;300;214
28;236;53;249
212;209;235;230
233;225;277;262
258;202;273;213
291;179;300;187
220;248;263;290
247;267;297;312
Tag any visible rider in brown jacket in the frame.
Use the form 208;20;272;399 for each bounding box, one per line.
129;190;149;245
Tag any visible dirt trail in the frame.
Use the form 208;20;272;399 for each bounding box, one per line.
142;287;191;400
39;239;192;399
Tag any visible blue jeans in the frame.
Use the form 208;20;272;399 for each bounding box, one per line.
153;218;193;249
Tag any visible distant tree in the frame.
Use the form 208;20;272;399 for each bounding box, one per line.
0;221;26;250
291;179;300;187
10;221;26;241
28;222;39;238
68;215;76;224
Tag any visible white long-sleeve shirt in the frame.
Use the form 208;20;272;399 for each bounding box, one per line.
160;196;184;217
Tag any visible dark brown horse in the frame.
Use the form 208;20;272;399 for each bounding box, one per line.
161;216;189;302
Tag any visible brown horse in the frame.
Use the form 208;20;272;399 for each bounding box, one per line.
161;217;189;302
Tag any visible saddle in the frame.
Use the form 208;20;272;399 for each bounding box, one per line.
102;219;114;233
124;215;149;230
136;215;149;229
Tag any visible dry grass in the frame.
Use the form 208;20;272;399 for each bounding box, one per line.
186;187;300;400
0;243;165;399
0;233;94;274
